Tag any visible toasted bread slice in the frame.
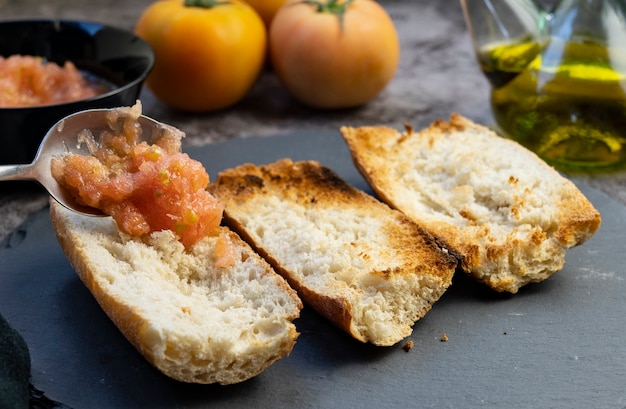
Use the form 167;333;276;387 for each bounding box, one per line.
50;200;302;385
209;159;458;347
341;114;602;293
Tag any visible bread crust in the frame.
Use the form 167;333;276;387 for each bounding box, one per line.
50;200;302;385
210;159;458;346
341;114;602;293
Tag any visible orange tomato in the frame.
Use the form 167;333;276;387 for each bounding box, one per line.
135;0;266;112
269;0;400;109
243;0;290;27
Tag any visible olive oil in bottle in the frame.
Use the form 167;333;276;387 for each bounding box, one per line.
477;37;542;88
480;38;626;169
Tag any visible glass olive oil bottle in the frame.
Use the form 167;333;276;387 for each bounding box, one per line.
462;0;626;169
480;37;626;168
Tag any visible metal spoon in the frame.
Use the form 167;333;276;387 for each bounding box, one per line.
0;108;166;216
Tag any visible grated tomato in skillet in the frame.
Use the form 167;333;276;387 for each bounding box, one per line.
0;55;104;107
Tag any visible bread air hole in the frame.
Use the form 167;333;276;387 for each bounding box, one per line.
251;322;285;339
163;342;184;362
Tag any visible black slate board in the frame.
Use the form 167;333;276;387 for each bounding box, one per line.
1;130;625;409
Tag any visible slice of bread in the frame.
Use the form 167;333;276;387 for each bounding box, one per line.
341;114;602;294
209;159;459;347
50;200;302;385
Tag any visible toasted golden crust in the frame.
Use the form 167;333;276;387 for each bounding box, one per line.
210;159;458;346
341;114;602;293
50;200;302;385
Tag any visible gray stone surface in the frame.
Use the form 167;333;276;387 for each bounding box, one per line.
1;129;625;409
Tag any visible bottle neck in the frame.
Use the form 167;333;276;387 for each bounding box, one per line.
549;0;626;42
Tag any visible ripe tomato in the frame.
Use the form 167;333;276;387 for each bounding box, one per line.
135;0;266;112
269;0;400;109
243;0;290;27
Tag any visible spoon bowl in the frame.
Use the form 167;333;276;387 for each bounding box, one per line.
0;108;166;216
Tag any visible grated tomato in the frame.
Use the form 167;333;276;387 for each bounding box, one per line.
0;55;104;107
52;102;224;248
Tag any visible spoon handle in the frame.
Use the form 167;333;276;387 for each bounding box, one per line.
0;164;36;182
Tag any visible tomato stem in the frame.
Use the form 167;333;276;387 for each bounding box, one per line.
184;0;231;8
302;0;354;14
299;0;355;30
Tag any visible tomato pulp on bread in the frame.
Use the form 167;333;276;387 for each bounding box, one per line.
51;102;224;248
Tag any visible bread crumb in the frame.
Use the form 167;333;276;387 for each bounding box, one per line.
402;340;414;352
440;333;448;342
403;122;414;134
